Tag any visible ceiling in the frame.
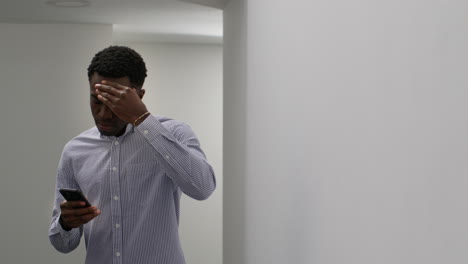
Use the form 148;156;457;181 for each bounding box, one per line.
0;0;224;43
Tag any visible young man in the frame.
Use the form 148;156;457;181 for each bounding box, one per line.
49;46;216;264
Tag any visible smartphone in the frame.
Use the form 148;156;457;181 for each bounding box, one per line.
59;188;91;208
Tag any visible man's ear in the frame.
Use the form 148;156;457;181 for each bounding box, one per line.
139;89;146;99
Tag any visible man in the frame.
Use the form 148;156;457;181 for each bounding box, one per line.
49;46;216;264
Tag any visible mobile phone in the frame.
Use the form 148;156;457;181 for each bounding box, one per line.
59;188;91;207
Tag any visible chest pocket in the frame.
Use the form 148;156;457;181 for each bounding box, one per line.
121;161;170;216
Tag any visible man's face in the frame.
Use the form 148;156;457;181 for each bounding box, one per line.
89;73;130;137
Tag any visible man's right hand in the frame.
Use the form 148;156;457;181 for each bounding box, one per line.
59;201;101;231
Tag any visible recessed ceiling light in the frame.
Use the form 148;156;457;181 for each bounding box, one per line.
46;0;90;8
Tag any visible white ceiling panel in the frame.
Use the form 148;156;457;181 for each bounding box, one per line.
0;0;223;43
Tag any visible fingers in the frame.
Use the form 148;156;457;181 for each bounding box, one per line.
95;84;122;96
101;80;130;90
61;211;100;229
73;206;99;216
93;80;147;124
95;80;131;96
61;203;100;217
97;93;117;106
60;200;86;209
77;208;101;223
95;83;139;110
95;85;120;103
95;83;134;105
60;201;101;229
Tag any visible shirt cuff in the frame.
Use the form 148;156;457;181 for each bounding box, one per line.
49;215;76;238
135;115;172;141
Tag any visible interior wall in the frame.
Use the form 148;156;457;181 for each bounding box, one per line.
224;0;468;263
112;42;223;264
0;23;112;263
223;0;247;263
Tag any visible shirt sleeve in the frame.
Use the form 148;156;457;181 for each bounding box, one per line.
49;145;83;253
135;115;216;200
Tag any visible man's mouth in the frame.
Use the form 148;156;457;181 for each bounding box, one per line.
97;122;115;131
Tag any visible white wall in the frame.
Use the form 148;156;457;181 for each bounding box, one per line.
223;0;247;263
224;0;468;264
0;23;112;263
115;42;223;264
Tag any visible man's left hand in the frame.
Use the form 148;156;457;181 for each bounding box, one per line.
95;80;148;124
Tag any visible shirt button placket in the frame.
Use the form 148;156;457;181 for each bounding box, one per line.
110;138;123;264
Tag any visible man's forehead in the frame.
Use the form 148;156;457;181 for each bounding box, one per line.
90;73;131;86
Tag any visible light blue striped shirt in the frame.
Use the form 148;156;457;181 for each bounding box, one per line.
49;115;216;264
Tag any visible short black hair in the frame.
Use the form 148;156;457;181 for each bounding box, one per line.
87;46;147;88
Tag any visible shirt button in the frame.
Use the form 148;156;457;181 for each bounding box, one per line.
115;224;120;228
114;195;119;200
143;130;149;135
116;252;121;257
165;155;170;160
114;141;119;145
112;167;117;172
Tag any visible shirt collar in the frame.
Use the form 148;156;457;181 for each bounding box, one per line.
99;123;134;140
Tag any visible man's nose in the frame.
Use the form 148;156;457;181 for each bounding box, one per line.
97;105;113;120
